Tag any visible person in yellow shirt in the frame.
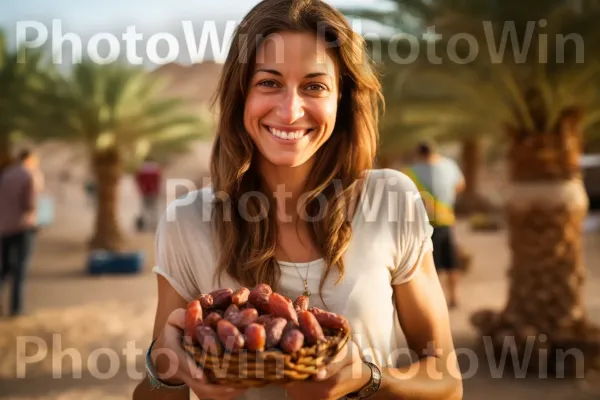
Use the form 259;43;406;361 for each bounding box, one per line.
405;141;465;308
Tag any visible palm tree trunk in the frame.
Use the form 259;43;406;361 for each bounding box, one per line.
472;109;600;376
455;138;495;215
89;147;124;252
0;132;12;175
462;138;481;195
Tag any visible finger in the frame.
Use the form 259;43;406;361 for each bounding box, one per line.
167;308;186;330
313;341;354;381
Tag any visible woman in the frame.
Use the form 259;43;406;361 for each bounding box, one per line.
133;0;462;399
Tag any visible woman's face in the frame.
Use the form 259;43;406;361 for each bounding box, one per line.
244;31;340;168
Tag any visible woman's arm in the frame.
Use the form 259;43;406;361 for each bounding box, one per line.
132;275;190;400
373;251;463;399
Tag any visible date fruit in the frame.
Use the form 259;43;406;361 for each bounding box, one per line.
249;284;272;312
231;308;258;330
204;312;223;329
311;309;350;331
298;311;325;345
283;320;299;336
265;317;287;348
293;295;309;312
224;304;240;321
185;300;203;343
217;320;245;352
198;294;214;309
254;315;274;326
210;288;233;308
232;287;250;306
280;329;304;354
195;325;223;355
244;323;266;351
269;293;298;323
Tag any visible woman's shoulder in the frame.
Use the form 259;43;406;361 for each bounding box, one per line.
161;185;215;235
356;168;427;228
363;168;422;200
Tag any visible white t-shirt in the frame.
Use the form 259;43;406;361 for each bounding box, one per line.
153;168;434;400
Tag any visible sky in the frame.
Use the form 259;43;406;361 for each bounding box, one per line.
0;0;398;68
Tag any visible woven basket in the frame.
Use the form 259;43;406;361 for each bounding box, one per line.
182;327;350;388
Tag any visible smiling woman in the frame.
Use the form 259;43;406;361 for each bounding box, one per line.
245;31;341;171
133;1;463;400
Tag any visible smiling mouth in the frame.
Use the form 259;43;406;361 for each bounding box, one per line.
265;125;312;140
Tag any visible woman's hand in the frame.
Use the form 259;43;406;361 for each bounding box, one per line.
284;340;371;400
151;308;247;400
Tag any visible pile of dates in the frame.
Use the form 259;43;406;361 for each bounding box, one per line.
185;283;349;355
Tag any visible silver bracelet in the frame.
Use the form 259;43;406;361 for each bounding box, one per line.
145;339;188;391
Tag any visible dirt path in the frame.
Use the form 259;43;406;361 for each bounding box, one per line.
1;175;600;400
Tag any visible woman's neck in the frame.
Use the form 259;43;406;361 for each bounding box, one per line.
258;157;314;225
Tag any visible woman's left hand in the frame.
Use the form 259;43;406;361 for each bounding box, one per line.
284;340;372;400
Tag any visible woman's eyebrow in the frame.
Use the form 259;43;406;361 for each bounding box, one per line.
254;68;331;79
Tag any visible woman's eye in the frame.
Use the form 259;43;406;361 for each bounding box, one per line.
258;80;279;88
306;83;326;91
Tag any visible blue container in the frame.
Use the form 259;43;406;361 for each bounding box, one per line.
37;195;55;227
87;250;144;275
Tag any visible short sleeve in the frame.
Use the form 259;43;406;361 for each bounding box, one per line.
152;202;201;302
450;158;465;185
388;170;434;285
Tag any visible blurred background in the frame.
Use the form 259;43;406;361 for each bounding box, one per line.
1;0;600;399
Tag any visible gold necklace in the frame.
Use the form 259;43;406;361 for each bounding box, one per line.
280;247;312;297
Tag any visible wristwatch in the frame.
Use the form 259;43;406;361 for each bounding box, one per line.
346;361;382;399
145;339;188;391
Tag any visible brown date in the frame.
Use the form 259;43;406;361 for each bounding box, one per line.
210;288;233;308
293;295;309;312
195;325;223;355
269;293;298;323
239;302;255;310
298;311;325;345
232;287;250;306
185;300;203;343
251;293;271;314
224;304;240;321
254;315;274;326
217;320;245;352
244;323;266;351
311;310;350;331
265;317;287;348
280;329;304;354
249;283;272;311
204;312;223;329
198;294;214;309
283;320;299;336
231;308;258;330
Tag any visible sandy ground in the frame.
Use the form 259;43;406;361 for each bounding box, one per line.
1;172;600;400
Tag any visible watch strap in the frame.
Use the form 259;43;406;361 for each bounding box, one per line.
146;339;188;391
346;361;382;399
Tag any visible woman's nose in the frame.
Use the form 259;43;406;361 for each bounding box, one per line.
276;90;305;123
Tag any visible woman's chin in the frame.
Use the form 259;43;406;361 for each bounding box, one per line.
263;154;308;168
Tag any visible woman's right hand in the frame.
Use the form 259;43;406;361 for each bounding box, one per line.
151;308;247;400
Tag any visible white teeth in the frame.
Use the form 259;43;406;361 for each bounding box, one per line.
268;127;305;140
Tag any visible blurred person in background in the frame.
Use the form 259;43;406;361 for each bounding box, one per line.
405;141;465;309
0;149;43;317
135;156;162;232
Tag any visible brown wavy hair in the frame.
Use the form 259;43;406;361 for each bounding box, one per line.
210;0;382;298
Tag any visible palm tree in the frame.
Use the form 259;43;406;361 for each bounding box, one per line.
343;1;600;374
51;60;208;252
0;29;57;172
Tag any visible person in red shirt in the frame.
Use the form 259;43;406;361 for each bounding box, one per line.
135;157;162;232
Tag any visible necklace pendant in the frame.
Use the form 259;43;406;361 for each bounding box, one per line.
303;280;311;297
